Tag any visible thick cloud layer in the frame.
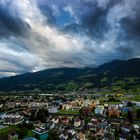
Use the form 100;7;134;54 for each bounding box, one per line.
0;0;140;77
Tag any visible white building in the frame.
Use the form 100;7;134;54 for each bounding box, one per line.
82;100;90;107
48;107;59;113
132;101;140;107
95;105;104;115
74;119;81;127
29;102;48;109
109;105;118;110
4;114;23;125
52;118;59;124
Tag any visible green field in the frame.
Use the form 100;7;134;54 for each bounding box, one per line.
0;125;33;139
57;110;79;115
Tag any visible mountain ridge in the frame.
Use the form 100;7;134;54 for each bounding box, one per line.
0;58;140;92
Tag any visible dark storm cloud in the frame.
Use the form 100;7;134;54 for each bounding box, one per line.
43;0;121;40
0;0;140;77
74;7;109;39
0;7;30;37
120;17;140;39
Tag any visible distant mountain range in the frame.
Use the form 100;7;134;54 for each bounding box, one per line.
0;58;140;92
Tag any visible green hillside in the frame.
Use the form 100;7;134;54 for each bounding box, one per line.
0;58;140;92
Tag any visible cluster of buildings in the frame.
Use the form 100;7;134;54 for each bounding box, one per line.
0;94;140;140
22;115;140;140
59;98;140;120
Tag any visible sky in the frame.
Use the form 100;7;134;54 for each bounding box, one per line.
0;0;140;77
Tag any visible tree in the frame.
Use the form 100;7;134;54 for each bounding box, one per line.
127;102;133;107
36;109;49;123
47;129;59;140
137;109;140;119
127;111;133;123
30;109;49;122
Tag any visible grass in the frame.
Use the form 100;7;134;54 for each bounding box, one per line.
0;125;19;137
57;110;79;115
26;130;33;137
0;125;17;133
122;94;140;101
0;125;34;139
104;102;121;105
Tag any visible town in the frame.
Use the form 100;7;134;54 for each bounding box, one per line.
0;92;140;140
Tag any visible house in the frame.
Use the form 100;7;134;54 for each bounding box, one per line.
119;104;124;108
72;106;81;111
62;103;72;110
54;100;63;106
59;132;68;140
132;101;140;107
122;107;132;113
8;130;18;140
122;101;129;106
108;106;120;118
48;107;59;113
82;99;90;107
29;102;48;110
52;117;59;124
74;118;81;127
119;134;127;140
5;102;16;109
116;94;123;97
94;100;100;106
121;126;132;134
0;104;3;108
80;107;92;116
95;105;104;115
88;118;99;131
71;99;83;108
71;100;82;111
133;124;139;133
60;117;69;125
44;122;54;130
68;129;76;136
99;122;107;129
77;131;86;140
104;104;109;108
109;105;119;109
32;127;48;140
103;132;114;140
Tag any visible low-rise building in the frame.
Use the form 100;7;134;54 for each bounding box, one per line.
77;131;86;140
74;118;81;127
52;117;59;124
48;107;59;113
95;105;104;115
60;117;69;125
29;102;48;110
32;127;48;140
108;108;120;118
8;130;18;140
4;114;23;125
59;132;68;140
62;103;72;110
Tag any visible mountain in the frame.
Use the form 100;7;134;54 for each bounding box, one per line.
0;58;140;92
